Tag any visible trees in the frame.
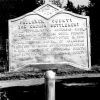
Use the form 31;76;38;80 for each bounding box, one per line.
36;0;94;15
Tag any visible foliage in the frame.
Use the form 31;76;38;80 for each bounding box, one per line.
36;0;95;15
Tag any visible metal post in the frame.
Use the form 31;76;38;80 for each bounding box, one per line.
45;70;55;100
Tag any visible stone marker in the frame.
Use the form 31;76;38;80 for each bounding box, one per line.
8;3;91;72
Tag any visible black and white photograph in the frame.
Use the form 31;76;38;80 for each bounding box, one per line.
0;0;99;100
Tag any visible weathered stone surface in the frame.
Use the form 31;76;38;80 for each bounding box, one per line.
9;3;91;71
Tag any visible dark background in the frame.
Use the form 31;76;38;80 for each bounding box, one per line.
0;0;99;72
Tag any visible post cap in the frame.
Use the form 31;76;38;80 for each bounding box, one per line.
45;70;55;79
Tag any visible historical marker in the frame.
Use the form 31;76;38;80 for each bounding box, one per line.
8;3;91;71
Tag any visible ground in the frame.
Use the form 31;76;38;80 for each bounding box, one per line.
0;65;100;100
0;65;100;83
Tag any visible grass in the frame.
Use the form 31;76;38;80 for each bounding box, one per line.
0;64;100;81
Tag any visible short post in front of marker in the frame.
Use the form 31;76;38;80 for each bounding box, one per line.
45;70;55;100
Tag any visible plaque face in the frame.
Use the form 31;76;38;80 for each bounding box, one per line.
9;4;91;71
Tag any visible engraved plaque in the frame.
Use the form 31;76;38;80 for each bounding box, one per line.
35;4;59;19
9;4;91;71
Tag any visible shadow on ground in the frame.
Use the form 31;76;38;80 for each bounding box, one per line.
1;77;100;100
